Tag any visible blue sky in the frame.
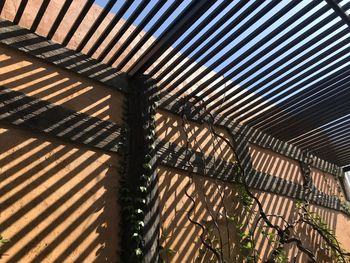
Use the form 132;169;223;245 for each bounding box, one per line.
93;1;350;167
93;1;348;76
93;1;350;116
95;0;189;37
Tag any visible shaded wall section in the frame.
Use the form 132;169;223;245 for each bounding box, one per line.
0;44;123;262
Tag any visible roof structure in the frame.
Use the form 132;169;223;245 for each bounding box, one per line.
2;0;350;166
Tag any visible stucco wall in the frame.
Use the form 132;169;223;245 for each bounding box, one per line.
249;145;350;252
0;124;120;263
156;110;235;163
0;45;124;123
158;167;349;263
0;44;123;262
157;122;350;262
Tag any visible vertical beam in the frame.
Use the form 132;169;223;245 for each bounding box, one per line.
121;76;160;262
298;151;315;203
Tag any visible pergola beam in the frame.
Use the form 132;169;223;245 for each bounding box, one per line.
127;0;213;77
325;0;350;28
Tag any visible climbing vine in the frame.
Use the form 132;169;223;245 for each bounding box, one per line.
119;92;134;261
120;80;160;262
168;98;350;263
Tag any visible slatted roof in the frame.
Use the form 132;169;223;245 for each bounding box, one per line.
1;0;350;166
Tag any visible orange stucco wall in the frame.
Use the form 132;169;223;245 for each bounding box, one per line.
249;145;350;253
157;167;349;263
156;110;235;163
156;115;350;262
0;43;123;262
0;124;120;263
0;45;124;123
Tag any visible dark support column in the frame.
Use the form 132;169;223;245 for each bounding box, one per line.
298;150;315;203
120;76;160;263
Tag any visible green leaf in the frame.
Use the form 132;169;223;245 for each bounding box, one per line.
140;174;150;183
243;241;253;249
149;144;155;150
143;163;152;170
239;232;247;238
0;239;9;244
139;186;147;193
132;233;141;241
135;209;143;215
268;233;275;238
135;248;143;256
